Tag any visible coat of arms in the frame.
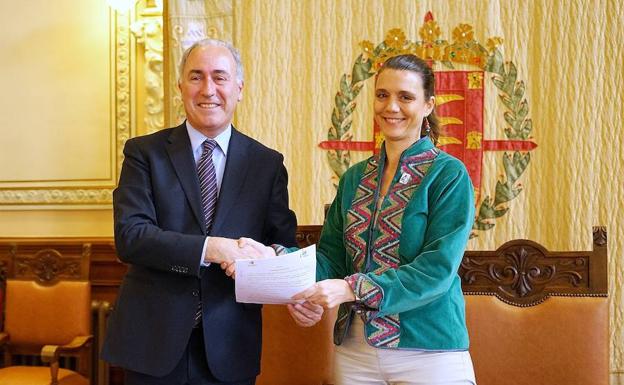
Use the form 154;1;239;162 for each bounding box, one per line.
319;13;537;236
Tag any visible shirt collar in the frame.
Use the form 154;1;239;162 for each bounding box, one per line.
185;121;231;156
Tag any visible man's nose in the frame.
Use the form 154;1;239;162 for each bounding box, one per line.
200;78;216;96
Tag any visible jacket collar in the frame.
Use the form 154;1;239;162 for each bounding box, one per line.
166;123;205;232
209;128;251;234
378;136;435;164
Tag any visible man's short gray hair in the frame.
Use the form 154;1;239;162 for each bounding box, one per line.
178;39;244;84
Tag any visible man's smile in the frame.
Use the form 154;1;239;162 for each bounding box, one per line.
197;102;220;109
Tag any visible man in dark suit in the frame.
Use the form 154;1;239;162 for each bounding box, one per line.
101;39;297;385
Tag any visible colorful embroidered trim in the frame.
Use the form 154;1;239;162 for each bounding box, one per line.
371;148;439;274
342;147;439;348
344;157;379;272
345;273;383;309
365;149;438;347
369;315;401;347
270;244;288;256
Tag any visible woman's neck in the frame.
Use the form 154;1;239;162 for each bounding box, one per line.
379;139;414;197
384;139;413;165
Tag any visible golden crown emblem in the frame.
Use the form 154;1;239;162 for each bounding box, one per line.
359;12;503;70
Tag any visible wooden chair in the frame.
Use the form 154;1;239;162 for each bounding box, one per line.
0;245;93;385
461;226;609;385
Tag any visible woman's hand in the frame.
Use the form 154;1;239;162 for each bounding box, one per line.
292;279;356;309
287;301;324;327
220;261;236;278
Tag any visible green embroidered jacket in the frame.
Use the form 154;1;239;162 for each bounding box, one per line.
318;137;475;350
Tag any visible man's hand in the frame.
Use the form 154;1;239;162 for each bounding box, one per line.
287;301;324;327
291;279;356;309
204;236;274;264
237;237;276;258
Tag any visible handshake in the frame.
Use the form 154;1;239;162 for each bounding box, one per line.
203;236;349;328
203;236;275;277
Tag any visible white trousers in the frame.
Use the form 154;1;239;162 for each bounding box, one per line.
334;318;476;385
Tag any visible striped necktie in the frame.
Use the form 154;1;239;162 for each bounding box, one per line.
195;139;218;327
197;139;218;232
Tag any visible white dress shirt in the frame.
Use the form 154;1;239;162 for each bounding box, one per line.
186;122;231;194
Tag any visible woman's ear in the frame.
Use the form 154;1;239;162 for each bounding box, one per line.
426;96;435;115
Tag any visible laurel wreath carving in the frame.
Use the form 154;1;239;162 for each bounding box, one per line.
474;49;532;233
327;54;374;181
326;25;533;235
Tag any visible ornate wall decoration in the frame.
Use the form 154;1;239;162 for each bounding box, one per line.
318;12;537;236
0;189;113;205
131;4;164;134
0;10;135;207
115;10;133;178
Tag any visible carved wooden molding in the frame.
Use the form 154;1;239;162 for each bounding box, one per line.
460;226;608;306
593;226;607;246
0;226;608;307
1;241;91;285
296;225;322;247
14;250;85;284
0;256;8;282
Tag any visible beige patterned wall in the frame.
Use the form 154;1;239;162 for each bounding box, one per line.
192;0;622;380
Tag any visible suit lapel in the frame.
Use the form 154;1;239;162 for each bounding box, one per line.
165;124;205;233
211;128;250;234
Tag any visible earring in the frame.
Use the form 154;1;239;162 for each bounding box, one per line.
423;116;431;134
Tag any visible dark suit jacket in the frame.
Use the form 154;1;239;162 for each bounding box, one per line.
101;124;297;381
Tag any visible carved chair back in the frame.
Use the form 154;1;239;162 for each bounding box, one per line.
0;242;92;380
461;226;609;385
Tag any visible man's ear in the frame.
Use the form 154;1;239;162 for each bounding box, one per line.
237;80;244;101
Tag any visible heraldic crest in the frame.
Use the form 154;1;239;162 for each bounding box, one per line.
319;12;538;236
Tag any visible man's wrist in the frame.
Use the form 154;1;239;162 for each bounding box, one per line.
203;236;218;263
201;237;211;266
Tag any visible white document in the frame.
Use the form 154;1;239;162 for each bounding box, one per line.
235;244;316;304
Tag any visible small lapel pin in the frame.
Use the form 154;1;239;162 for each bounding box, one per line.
399;173;411;184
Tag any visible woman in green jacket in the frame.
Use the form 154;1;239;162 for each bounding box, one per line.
287;54;477;385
